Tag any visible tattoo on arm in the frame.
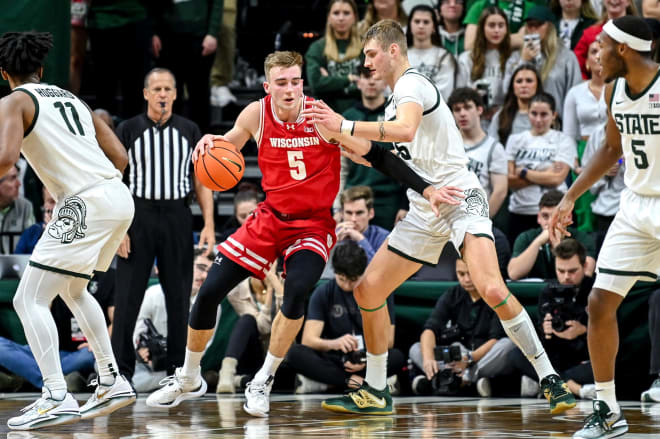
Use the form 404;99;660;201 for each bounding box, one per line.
379;121;385;141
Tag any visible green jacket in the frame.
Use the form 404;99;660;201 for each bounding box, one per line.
88;0;148;29
305;37;362;114
156;0;224;38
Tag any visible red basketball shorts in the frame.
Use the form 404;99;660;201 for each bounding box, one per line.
217;203;336;279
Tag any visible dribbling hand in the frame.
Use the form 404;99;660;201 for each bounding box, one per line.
192;134;229;162
549;196;575;246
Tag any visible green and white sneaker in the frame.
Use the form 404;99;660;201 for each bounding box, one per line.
322;382;392;415
7;389;80;430
573;400;628;439
541;374;577;414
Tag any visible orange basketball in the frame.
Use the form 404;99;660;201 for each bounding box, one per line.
194;139;245;191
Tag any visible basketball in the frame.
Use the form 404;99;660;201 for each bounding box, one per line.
194;139;245;191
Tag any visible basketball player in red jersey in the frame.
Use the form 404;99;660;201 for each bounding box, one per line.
146;51;341;416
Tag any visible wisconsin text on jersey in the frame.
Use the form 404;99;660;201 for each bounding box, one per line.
268;137;321;148
613;113;660;135
33;88;75;99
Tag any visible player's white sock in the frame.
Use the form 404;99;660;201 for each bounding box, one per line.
366;351;388;391
181;348;204;379
595;380;620;414
253;352;282;384
12;266;68;400
59;276;120;387
501;310;557;380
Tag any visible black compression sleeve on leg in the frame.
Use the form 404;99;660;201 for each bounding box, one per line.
362;142;430;195
189;256;251;330
280;250;327;320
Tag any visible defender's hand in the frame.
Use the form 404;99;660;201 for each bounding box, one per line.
549;196;575;246
424;186;465;216
301;100;343;133
117;234;131;258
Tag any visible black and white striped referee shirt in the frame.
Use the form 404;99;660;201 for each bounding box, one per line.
116;114;201;200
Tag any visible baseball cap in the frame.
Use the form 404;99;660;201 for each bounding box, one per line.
525;5;558;28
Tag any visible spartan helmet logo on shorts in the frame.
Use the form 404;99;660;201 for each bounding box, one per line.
48;196;88;244
463;188;489;218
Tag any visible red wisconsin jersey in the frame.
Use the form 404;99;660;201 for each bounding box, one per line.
257;95;340;215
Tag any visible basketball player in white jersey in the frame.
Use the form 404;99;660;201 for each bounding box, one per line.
550;16;659;439
0;32;136;430
304;19;576;416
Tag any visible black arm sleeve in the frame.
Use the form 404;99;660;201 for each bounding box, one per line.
362;142;430;196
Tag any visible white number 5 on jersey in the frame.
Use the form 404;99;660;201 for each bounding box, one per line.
287;150;307;180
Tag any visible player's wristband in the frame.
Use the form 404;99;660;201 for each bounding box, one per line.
340;119;355;136
519;168;529;180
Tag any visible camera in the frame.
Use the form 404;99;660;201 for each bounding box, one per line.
342;350;366;364
431;368;461;395
136;318;168;371
434;345;463;363
539;283;580;332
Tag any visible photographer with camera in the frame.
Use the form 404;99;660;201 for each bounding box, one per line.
132;248;214;392
409;258;514;397
286;240;404;394
507;238;596;399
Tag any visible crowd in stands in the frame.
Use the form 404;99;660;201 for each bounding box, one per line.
1;0;660;404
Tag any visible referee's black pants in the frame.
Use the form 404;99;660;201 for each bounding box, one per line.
112;198;194;379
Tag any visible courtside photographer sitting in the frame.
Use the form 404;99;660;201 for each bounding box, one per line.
508;238;595;399
409;259;514;397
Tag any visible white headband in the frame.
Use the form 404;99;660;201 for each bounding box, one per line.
603;20;652;52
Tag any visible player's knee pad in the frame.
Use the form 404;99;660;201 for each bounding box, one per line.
189;256;251;330
280;289;305;320
280;250;327;320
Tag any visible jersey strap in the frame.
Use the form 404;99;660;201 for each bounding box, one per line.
13;88;39;137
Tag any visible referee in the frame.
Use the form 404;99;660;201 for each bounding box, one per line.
111;68;215;381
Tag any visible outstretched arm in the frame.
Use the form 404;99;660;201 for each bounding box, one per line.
549;83;623;244
303;99;423;144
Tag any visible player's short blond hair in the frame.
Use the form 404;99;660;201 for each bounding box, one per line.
264;51;304;81
363;19;407;56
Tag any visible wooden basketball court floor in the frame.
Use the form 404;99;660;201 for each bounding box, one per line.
1;393;659;438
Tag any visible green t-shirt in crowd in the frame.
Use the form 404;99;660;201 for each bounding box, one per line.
464;0;537;33
511;227;596;280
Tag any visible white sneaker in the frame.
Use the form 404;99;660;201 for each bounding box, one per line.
477;377;492;397
521;375;540;397
210;85;237;107
7;389;80;430
146;367;207;408
580;384;597;400
80;375;136;420
641;378;660;402
243;375;273;417
295;374;328;394
387;375;401;396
